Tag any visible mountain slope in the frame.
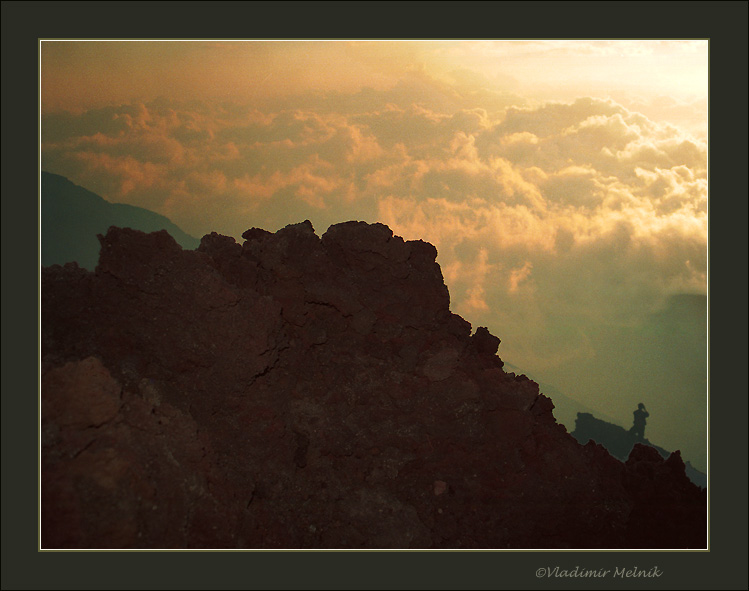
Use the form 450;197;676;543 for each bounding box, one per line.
41;221;706;549
503;362;620;430
41;171;199;269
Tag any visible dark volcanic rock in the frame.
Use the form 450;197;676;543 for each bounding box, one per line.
41;222;707;549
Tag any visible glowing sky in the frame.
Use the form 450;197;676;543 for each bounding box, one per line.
40;40;708;471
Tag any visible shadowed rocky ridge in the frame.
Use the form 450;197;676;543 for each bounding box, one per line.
41;221;706;549
572;412;707;490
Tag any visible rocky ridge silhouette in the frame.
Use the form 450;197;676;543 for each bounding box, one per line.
572;412;707;489
41;221;706;548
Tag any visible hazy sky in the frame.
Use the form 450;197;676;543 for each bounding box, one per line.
40;40;708;470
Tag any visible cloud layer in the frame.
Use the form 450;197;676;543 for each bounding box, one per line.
41;73;707;469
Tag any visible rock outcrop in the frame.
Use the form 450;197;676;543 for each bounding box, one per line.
41;221;706;549
572;412;707;489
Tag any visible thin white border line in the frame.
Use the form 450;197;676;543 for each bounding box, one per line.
37;37;709;553
37;38;709;42
705;38;710;549
38;38;43;550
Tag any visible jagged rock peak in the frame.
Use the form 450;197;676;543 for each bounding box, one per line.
40;221;706;549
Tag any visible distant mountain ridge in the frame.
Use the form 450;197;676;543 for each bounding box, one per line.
41;171;199;269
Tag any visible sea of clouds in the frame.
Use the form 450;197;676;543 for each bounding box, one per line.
41;71;707;469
